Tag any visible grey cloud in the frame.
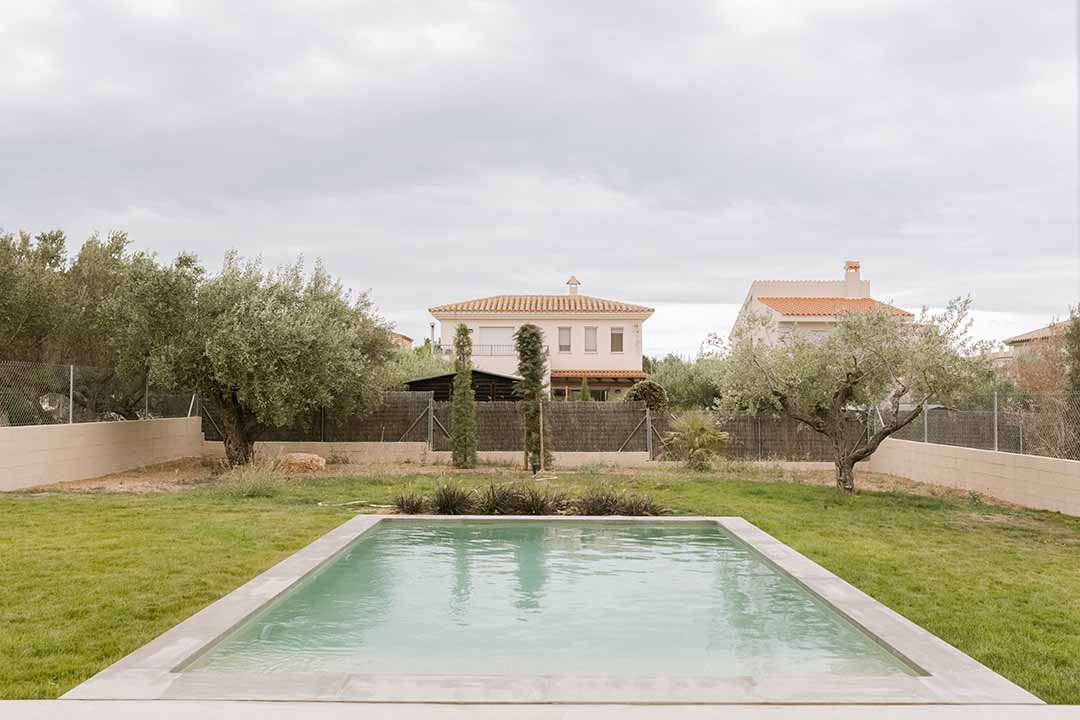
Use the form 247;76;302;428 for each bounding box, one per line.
0;0;1075;343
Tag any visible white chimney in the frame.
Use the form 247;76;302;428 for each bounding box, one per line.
566;275;581;296
844;260;863;297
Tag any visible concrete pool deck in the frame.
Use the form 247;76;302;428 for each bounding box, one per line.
63;515;1042;706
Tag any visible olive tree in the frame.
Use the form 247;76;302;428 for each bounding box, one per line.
112;252;392;465
720;298;990;492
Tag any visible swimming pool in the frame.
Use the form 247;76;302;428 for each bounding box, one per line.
66;515;1041;704
187;520;912;677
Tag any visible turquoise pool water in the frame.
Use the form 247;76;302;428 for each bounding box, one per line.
187;520;913;677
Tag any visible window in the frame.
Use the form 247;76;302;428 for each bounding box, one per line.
477;326;516;355
558;327;571;352
610;326;624;353
584;326;597;353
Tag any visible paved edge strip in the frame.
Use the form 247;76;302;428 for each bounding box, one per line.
63;515;1042;705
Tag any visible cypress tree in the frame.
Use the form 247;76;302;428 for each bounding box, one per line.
450;324;477;468
514;323;553;472
579;377;593;401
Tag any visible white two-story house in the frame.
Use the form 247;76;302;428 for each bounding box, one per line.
429;277;654;400
729;260;913;347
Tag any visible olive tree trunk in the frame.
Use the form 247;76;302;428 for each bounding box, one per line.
220;392;258;465
835;457;856;492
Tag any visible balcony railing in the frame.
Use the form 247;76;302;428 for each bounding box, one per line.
436;344;547;357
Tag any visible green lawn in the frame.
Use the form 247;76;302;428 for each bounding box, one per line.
1;466;1079;702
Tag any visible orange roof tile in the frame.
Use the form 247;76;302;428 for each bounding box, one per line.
430;294;653;315
550;370;647;379
1004;319;1071;345
757;297;912;318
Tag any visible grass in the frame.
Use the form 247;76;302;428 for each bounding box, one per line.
2;465;1079;702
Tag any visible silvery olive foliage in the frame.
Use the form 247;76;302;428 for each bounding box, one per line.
720;297;991;491
113;251;392;465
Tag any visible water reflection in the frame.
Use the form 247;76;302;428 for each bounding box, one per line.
512;524;548;612
189;520;912;677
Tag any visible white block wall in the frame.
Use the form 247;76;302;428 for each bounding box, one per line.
0;417;203;491
868;438;1080;516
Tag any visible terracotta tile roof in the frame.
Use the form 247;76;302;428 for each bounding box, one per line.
430;294;653;315
757;297;912;318
550;369;647;379
1004;319;1072;345
389;331;412;343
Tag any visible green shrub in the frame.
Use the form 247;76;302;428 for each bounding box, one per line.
431;481;475;515
663;409;729;471
215;459;287;499
451;323;478;468
575;485;622;515
615;492;666;516
476;482;519;514
624;379;669;412
394;491;428;514
579;377;593;401
514;482;569;515
325;452;350;466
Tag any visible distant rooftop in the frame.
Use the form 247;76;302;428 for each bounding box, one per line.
430;277;653;315
757;297;912;318
1004;319;1072;346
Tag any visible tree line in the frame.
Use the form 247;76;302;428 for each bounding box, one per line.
1;229;445;464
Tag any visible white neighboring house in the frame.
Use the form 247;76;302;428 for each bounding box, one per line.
994;318;1073;372
429;277;654;400
729;260;913;347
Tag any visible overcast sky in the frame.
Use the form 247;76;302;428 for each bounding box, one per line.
1;1;1076;356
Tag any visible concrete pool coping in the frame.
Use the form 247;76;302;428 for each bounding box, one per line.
63;515;1042;705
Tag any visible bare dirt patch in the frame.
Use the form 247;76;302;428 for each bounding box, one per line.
770;466;1020;508
23;457;539;494
28;457;218;494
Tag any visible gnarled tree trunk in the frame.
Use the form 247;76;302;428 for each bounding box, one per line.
835;457;856;493
220;391;258;465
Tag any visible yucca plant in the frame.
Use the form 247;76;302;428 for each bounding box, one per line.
663;409;730;471
513;482;569;515
614;492;666;516
476;482;519;515
574;484;622;515
431;481;475;515
393;490;428;514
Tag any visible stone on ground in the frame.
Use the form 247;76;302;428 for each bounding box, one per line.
278;452;326;473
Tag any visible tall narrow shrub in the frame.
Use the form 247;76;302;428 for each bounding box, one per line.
514;323;553;472
451;324;477;468
579;377;593;401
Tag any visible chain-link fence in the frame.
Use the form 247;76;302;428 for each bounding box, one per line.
14;353;1072;463
0;360;196;427
886;391;1080;461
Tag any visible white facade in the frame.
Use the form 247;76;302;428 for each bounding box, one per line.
429;278;653;399
435;317;645;377
729;260;911;347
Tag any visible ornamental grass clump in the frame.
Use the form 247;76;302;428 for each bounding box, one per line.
513;482;570;515
215;459;288;499
431;481;475;515
574;484;622;515
393;490;428;514
476;482;519;515
614;492;666;516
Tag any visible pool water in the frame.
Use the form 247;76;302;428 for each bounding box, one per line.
187;520;913;677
